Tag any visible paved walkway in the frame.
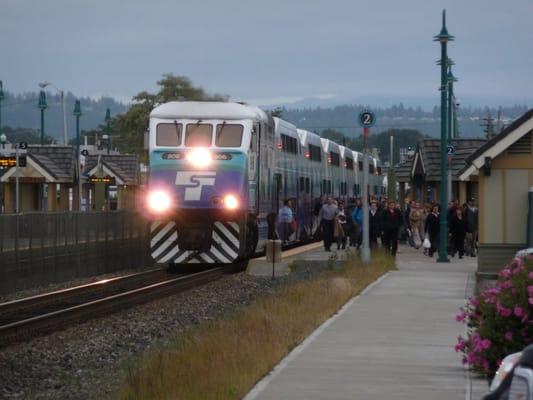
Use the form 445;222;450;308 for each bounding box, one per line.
246;245;483;400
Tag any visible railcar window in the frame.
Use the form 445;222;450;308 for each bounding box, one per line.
329;152;340;166
216;124;243;147
299;177;305;192
358;161;363;171
305;178;310;193
308;144;322;162
345;157;354;170
280;134;298;154
369;164;375;174
185;124;212;147
156;123;182;146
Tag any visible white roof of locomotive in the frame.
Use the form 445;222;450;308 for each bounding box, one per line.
150;101;269;122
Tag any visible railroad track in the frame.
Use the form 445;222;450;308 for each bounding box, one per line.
0;267;225;347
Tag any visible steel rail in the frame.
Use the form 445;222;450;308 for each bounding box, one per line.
0;267;224;347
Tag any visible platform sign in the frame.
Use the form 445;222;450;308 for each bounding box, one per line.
446;145;455;156
81;149;89;157
358;110;376;128
0;155;26;168
89;175;115;184
19;141;28;150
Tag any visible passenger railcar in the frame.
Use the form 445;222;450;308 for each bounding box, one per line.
146;101;382;267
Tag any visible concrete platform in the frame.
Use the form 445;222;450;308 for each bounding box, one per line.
245;245;488;399
246;242;347;277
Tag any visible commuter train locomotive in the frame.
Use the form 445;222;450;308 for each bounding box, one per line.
146;101;383;266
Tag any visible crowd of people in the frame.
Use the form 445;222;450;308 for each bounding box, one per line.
311;195;478;258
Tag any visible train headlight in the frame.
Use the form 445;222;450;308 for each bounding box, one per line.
186;148;212;168
147;190;172;214
223;194;239;210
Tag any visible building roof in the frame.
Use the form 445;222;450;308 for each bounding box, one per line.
459;109;533;180
28;146;76;182
395;138;487;182
85;154;140;185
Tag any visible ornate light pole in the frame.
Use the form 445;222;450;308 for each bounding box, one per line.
73;100;82;210
38;90;47;145
434;9;454;263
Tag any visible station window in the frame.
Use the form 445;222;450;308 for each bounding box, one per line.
308;144;322;162
345;157;354;170
215;124;243;147
329;152;340;166
156;123;182;146
185;123;212;147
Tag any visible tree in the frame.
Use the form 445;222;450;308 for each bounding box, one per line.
108;74;228;157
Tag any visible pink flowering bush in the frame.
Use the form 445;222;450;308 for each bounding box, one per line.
455;256;533;377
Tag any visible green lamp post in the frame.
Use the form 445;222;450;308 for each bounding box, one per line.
38;90;48;145
0;80;4;138
433;9;454;263
447;65;458;141
104;108;111;154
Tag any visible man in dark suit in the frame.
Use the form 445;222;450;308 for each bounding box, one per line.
381;200;403;256
369;200;381;248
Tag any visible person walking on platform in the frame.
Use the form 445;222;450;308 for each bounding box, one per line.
381;200;402;256
409;202;423;249
345;200;356;247
335;201;347;250
464;198;478;257
352;198;364;249
450;207;467;258
277;199;293;244
369;200;381;248
425;204;440;257
318;196;338;252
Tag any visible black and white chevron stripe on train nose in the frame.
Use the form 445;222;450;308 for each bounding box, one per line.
150;221;240;264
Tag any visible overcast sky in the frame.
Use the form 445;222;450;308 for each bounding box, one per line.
1;0;532;107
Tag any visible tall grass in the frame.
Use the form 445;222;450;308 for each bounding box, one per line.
119;250;395;400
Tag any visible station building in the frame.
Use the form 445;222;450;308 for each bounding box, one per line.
459;108;533;275
395;138;486;206
0;144;141;213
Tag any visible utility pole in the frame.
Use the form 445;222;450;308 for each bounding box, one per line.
38;90;47;145
434;9;454;263
105;108;111;154
0;81;4;139
74;100;82;211
358;110;376;263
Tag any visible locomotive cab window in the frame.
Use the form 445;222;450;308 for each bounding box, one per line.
215;124;243;147
185;123;212;147
156;123;182;146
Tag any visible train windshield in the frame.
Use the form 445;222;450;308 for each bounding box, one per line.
185;123;212;147
215;124;243;147
156;123;182;146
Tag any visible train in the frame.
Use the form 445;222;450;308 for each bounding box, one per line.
146;101;383;267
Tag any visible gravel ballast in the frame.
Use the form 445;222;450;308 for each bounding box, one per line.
0;262;331;400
